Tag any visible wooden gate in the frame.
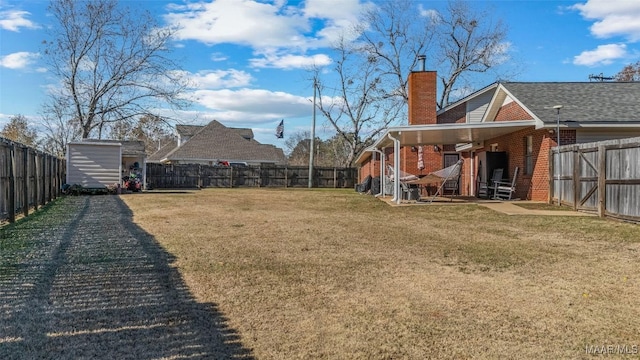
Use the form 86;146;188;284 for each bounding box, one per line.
574;147;599;211
551;137;640;222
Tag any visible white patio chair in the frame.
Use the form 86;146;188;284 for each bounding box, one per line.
493;167;519;200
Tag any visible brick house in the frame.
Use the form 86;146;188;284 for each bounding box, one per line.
356;70;640;203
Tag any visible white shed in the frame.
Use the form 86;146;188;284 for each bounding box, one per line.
66;140;146;189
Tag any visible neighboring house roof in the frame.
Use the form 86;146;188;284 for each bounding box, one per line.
147;140;177;162
176;124;254;141
235;128;254;140
176;124;204;137
81;139;146;156
500;82;640;124
162;120;286;164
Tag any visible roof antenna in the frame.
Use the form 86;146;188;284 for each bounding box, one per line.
588;73;613;82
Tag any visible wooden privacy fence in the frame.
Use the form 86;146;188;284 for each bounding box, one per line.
1;137;66;223
550;136;640;222
146;163;357;189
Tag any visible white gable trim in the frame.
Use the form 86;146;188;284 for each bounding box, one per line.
481;84;545;129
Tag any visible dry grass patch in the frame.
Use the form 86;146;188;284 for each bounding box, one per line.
122;188;640;359
514;202;576;211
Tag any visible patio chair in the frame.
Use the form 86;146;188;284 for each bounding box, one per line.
493;167;519;200
400;181;420;201
478;168;503;199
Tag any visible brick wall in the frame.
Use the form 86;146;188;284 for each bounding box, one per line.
437;103;466;124
494;101;533;121
559;129;576;145
401;145;443;177
359;157;381;181
408;71;437;125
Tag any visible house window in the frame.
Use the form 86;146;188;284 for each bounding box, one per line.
524;135;533;175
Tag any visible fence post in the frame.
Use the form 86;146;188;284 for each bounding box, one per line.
23;147;29;218
597;145;606;218
334;168;337;188
52;157;58;200
40;154;47;206
47;155;53;202
284;166;288;188
33;151;39;211
573;149;579;211
8;143;16;223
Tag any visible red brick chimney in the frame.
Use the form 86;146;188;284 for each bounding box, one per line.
407;55;437;125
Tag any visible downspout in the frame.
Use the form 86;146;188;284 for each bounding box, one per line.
372;148;384;197
470;151;475;196
388;132;401;204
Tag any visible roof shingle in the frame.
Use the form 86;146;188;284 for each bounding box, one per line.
164;120;285;164
502;82;640;123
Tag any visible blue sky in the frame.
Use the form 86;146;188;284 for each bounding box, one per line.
1;0;640;147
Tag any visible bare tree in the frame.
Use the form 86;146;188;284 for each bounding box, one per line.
285;130;353;167
313;0;511;165
43;0;190;139
434;1;510;109
109;114;176;155
1;114;39;147
40;97;82;157
357;0;437;104
314;35;401;166
615;61;640;81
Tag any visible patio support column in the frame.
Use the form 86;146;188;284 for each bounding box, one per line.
388;132;401;204
373;148;384;197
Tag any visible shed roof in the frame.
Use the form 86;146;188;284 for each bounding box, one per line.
79;139;146;156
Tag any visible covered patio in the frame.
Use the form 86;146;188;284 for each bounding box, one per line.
357;120;538;205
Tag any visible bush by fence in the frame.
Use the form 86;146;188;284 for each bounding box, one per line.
146;163;357;189
1;137;66;223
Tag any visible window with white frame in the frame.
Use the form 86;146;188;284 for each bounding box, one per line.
524;135;533;175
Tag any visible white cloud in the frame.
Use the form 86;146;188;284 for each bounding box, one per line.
572;0;640;41
188;69;253;89
0;10;39;32
573;43;627;66
188;88;312;123
417;5;440;24
250;52;332;69
164;0;370;53
0;51;39;69
165;0;310;48
210;52;228;62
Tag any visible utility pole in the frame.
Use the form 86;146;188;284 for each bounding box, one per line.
308;80;316;188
